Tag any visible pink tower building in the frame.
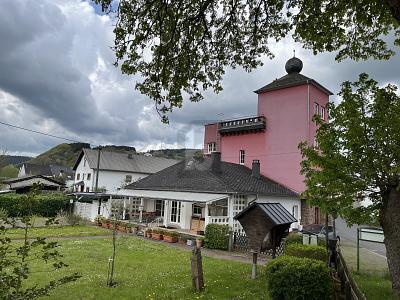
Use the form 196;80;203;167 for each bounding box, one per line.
203;57;333;225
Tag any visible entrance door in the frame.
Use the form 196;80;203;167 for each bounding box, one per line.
170;201;181;223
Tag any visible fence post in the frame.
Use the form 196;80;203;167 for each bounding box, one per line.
191;248;204;292
228;230;233;252
251;250;257;279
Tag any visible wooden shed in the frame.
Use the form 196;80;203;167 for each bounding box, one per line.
234;202;297;254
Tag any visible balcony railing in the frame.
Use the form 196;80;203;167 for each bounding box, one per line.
218;116;266;134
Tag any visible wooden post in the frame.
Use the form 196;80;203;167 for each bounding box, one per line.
251;250;257;279
228;230;233;252
191;248;204;292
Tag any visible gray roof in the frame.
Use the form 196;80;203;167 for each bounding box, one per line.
73;149;179;174
22;163;52;176
254;72;333;95
127;157;298;197
2;175;64;186
234;202;297;225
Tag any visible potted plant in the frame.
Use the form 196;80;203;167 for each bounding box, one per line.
196;236;204;248
163;231;179;243
152;229;164;240
178;235;187;244
124;224;132;233
94;215;103;226
145;228;152;238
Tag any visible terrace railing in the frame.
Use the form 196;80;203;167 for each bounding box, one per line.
218;116;266;135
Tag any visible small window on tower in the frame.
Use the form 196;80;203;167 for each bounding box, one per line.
239;150;245;165
320;106;325;120
76;173;80;180
87;173;91;180
207;142;216;153
314;102;319;116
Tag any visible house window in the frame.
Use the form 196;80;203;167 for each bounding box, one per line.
292;205;299;220
125;175;132;183
314;102;319;116
86;187;90;192
82;173;85;180
131;198;141;213
76;173;80;180
155;200;164;217
193;204;203;217
207;142;216;153
320;106;325;120
83;159;86;167
239;150;245;165
87;173;91;180
170;201;181;223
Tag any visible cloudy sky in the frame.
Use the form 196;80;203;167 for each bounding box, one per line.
0;0;399;157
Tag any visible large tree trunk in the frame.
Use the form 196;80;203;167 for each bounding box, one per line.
380;187;400;296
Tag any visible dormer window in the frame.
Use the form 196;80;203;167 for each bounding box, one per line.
125;175;132;183
207;142;216;153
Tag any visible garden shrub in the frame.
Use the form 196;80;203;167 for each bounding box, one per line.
0;193;70;217
204;224;229;250
284;233;302;246
285;243;327;262
266;256;333;300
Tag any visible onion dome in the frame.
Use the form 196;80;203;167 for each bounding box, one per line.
285;57;303;74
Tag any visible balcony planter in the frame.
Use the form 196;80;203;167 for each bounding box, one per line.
152;229;164;240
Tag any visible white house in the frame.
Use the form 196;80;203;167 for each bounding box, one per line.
113;152;300;234
72;149;178;219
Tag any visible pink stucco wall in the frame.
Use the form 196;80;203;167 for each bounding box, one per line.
203;82;330;194
203;123;219;154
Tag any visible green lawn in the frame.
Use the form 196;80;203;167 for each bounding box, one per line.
15;227;268;299
5;224;111;239
353;272;397;300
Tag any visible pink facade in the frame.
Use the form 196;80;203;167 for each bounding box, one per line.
203;59;331;195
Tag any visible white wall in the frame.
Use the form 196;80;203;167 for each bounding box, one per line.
74;153;149;193
256;195;301;229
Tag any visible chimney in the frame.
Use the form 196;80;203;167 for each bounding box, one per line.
252;160;260;179
211;152;222;173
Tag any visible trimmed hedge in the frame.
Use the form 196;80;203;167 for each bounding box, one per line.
0;193;70;217
266;256;333;300
204;224;229;250
284;233;303;246
285;243;327;262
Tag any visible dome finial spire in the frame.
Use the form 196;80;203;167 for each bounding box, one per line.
285;55;303;74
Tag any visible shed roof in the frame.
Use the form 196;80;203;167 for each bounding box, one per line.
234;202;297;225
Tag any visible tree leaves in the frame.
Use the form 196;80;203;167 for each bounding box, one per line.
299;73;400;225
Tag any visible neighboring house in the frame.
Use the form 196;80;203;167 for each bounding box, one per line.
203;56;332;225
2;175;64;194
18;163;52;177
73;149;178;194
116;152;300;233
18;163;74;186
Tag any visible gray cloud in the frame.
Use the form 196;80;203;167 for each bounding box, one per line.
0;1;399;156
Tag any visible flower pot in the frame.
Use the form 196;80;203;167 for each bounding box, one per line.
102;223;108;229
152;233;163;240
164;235;178;243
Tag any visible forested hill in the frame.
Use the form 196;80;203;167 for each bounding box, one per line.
28;143;90;167
0;155;32;168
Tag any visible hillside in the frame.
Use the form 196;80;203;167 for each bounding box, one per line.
28;143;90;167
0;155;32;168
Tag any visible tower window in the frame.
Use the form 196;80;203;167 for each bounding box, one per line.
320;106;325;120
207;142;216;153
314;102;319;116
239;150;245;165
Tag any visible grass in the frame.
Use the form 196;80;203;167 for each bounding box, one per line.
353;272;398;300
340;244;397;299
11;225;269;299
5;224;111;239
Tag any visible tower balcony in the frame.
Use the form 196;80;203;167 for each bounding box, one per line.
218;116;266;135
